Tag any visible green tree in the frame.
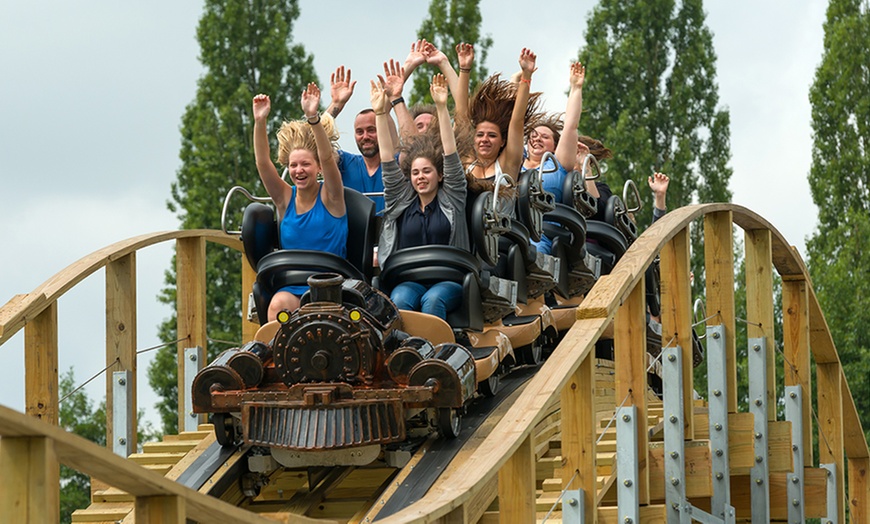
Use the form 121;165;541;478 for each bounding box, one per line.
151;0;317;433
577;0;732;297
806;0;870;442
409;0;493;105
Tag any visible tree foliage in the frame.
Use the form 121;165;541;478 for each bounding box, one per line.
151;0;317;433
410;0;493;105
807;0;870;442
577;0;732;297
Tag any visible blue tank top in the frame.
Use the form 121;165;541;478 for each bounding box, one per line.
280;185;348;256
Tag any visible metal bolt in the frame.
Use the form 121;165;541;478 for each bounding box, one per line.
827;469;832;477
623;479;633;487
713;389;721;397
755;478;763;485
671;478;680;486
189;353;197;361
715;449;723;457
118;377;126;386
789;391;797;399
716;472;724;480
755;432;762;439
670;451;679;459
624;518;633;524
672;502;680;510
792;499;799;507
755;455;763;463
622;413;631;422
567;498;577;507
118;437;126;445
712;332;720;339
670;415;678;424
189;411;196;418
755;399;763;407
792;475;799;484
668;354;676;362
714;423;722;431
753;344;760;352
792;444;799;452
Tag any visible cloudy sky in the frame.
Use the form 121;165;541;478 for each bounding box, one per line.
0;1;827;427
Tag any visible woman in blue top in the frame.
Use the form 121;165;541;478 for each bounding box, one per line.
372;73;469;321
252;84;347;321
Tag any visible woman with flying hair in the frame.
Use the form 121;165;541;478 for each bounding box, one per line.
251;84;347;321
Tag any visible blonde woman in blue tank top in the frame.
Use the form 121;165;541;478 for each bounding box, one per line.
252;84;347;321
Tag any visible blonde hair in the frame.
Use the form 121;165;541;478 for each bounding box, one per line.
276;113;339;167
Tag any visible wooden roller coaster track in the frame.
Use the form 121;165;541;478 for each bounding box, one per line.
0;203;867;523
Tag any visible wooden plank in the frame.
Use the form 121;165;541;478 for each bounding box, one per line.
560;353;596;521
730;468;828;519
704;211;737;413
176;237;207;428
105;253;137;453
782;279;813;466
134;495;185;524
841;368;870;459
242;255;258;343
497;435;535;523
647;442;711;500
807;280;841;364
848;456;869;523
0;437;59;524
25;301;59;425
659;226;695;438
744;229;776;420
817;362;845;524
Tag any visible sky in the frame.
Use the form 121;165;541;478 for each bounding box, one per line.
0;0;827;429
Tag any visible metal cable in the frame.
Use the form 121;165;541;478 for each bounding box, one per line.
540;469;580;523
59;357;120;405
136;336;190;355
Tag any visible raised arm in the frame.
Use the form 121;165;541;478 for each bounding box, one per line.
370;79;395;162
648;172;669;216
325;65;356;119
403;39;428;82
555;62;585;170
423;42;460;103
454;42;474;121
252;94;292;215
381;59;409;144
302;84;345;216
500;48;537;177
430;74;456;156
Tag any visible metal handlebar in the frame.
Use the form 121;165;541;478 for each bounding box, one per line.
581;154;603;181
220;185;274;235
622;179;643;214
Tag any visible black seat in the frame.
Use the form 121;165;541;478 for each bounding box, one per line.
241;188;377;325
543;204;596;298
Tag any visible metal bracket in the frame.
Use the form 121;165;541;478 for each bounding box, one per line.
822;463;838;524
183;346;204;433
785;385;805;523
112;370;133;457
561;489;585;523
616;405;639;524
681;503;736;524
706;325;731;517
748;337;770;522
662;345;688;523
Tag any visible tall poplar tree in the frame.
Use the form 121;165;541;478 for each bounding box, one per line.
806;0;870;440
150;0;317;432
577;0;732;296
409;0;493;104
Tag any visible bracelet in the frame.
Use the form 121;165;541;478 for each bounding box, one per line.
374;110;386;116
519;77;531;84
390;96;405;107
459;67;471;73
306;113;321;125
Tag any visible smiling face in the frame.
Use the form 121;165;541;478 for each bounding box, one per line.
354;111;379;158
474;121;504;161
528;125;557;160
287;148;320;190
410;157;442;199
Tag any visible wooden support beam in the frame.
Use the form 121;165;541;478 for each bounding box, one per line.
848;456;869;523
659;226;694;438
135;495;185;524
744;229;776;420
818;362;845;524
498;435;534;524
782;279;813;466
242;255;258;343
0;437;59;524
704;211;737;413
105;252;137;452
561;354;596;520
614;280;649;504
176;237;207;427
25;301;58;425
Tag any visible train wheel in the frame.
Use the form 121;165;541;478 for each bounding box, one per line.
479;372;500;397
213;413;235;447
437;408;462;439
520;339;543;366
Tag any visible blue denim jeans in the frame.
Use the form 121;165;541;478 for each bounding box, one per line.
390;281;462;321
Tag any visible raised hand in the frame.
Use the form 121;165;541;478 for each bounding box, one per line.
381;59;406;99
404;39;428;72
519;48;537;76
648;172;670;196
301;83;321;118
329;65;356;106
569;62;586;90
430;73;449;107
252;94;271;121
423;41;448;66
369;79;388;115
456;42;474;71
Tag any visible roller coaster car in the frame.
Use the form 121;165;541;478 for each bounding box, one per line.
242;188;378;325
192;273;478;467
